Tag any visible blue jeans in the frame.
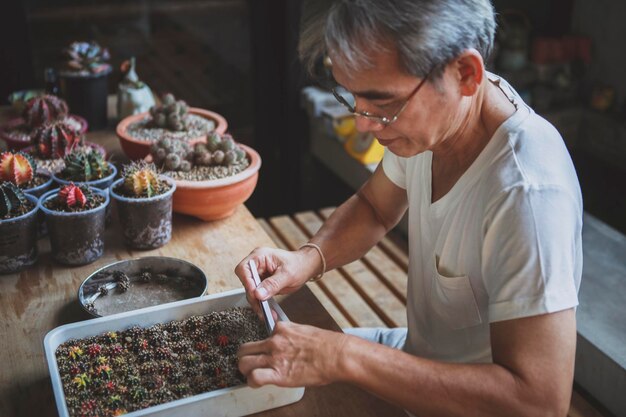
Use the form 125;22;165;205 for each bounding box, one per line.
343;327;408;350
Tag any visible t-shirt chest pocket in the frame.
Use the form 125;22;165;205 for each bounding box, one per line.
429;255;483;330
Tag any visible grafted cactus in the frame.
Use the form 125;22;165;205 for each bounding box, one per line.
0;182;28;217
58;183;88;209
63;41;111;74
0;152;35;186
61;149;110;182
149;93;189;131
121;161;163;198
22;95;69;129
32;121;83;159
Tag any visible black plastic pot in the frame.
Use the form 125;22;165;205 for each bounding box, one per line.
109;177;176;249
38;188;109;266
0;194;39;274
58;67;112;130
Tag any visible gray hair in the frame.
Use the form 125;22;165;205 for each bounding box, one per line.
299;0;496;79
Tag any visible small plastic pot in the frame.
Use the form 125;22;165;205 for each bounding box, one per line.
38;187;109;266
52;163;118;190
58;68;112;130
23;173;54;239
0;194;39;274
109;176;176;249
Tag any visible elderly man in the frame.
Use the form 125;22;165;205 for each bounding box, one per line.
235;1;582;416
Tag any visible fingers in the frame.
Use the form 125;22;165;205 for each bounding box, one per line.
247;368;281;388
238;353;270;376
255;269;290;300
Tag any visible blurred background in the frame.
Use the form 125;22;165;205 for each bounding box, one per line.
1;0;625;235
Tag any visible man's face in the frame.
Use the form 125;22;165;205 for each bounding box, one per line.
331;48;462;158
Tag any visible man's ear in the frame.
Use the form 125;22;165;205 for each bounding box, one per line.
455;49;484;96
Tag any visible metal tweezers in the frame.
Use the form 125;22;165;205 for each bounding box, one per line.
248;260;276;335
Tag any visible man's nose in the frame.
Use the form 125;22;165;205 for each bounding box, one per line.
355;114;385;133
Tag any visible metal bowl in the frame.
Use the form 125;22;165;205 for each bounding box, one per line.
78;256;207;317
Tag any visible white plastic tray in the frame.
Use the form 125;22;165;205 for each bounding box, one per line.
44;288;305;417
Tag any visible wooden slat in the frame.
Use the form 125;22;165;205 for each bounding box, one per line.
317;208;408;304
269;215;388;328
289;212;406;328
258;219;353;329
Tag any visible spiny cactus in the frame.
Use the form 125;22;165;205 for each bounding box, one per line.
63;41;111;74
22;95;69;129
0;182;29;218
150;137;193;172
58;183;88;209
121;161;165;198
0;152;35;186
149;94;189;131
60;149;110;182
149;133;247;173
32;121;83;159
192;133;247;168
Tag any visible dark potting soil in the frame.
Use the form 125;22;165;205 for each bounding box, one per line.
55;307;267;417
44;194;106;212
1;200;35;220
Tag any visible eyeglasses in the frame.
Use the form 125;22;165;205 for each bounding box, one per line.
331;71;431;126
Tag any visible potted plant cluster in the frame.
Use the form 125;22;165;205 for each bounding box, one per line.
116;92;228;160
58;41;112;130
0;182;39;274
1;151;53;197
38;183;109;265
52;147;117;190
0;94;87;151
109;161;176;249
148;132;260;221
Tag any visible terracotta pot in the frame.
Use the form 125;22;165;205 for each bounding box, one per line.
0;194;39;274
38;187;109;266
109;176;176;249
170;144;261;221
116;108;228;160
0;114;88;151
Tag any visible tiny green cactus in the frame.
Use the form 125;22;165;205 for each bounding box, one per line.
149;94;189;131
60;149;110;182
0;182;29;218
121;161;166;198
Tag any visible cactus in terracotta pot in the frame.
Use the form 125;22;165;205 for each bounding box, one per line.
22;94;69;129
32;121;83;160
149;94;190;132
110;161;176;249
39;183;108;265
0;182;39;273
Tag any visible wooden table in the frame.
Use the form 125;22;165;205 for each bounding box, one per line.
0;106;406;417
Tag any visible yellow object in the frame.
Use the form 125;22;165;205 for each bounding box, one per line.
332;115;384;165
344;132;385;165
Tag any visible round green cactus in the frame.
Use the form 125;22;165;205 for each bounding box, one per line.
61;149;110;182
121;161;164;198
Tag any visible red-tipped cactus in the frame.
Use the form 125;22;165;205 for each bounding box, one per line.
22;94;69;129
58;183;88;209
32;121;83;159
0;152;35;186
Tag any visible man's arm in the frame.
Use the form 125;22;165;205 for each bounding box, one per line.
235;164;408;301
240;309;575;417
338;308;576;417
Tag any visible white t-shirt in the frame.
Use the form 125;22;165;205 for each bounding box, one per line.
382;74;582;364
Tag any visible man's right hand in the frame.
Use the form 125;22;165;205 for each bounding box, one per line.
234;246;323;314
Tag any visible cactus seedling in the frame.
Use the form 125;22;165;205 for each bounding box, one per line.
22;95;69;129
0;182;30;218
32;121;83;159
60;149;110;182
121;161;166;198
0;152;35;186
